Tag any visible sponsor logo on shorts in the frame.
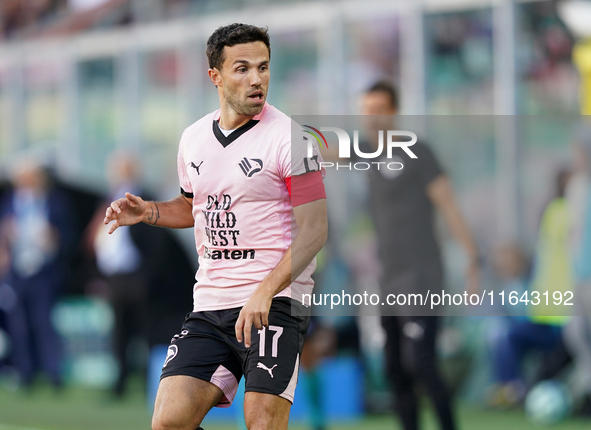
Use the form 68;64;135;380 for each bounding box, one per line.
257;362;278;378
163;345;178;368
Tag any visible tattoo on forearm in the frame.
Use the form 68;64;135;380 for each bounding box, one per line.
147;202;161;226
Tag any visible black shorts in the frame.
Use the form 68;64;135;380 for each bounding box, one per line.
160;297;310;407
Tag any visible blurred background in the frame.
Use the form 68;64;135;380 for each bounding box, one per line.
1;0;591;429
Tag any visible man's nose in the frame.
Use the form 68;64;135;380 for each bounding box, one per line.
249;69;263;86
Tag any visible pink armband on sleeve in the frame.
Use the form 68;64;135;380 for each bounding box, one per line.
285;171;326;207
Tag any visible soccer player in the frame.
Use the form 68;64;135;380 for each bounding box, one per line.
104;24;327;430
360;81;479;430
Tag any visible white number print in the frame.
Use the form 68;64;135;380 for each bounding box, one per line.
257;325;284;358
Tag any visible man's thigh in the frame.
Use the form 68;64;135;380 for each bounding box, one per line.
152;375;222;430
244;392;291;430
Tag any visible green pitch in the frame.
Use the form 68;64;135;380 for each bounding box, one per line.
0;382;590;430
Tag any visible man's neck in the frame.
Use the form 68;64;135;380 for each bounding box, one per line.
218;101;255;130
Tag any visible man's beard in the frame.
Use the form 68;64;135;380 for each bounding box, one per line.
224;88;266;116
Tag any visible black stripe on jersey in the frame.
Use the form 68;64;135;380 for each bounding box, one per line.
213;119;260;148
180;187;194;198
239;161;249;176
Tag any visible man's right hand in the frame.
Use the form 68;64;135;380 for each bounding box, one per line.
104;192;147;234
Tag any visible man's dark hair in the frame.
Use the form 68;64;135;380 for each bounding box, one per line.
366;80;399;109
206;23;271;70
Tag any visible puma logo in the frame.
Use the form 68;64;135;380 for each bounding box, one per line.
190;161;203;175
257;362;278;378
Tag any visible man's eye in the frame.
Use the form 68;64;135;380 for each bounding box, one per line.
259;65;268;72
237;67;247;73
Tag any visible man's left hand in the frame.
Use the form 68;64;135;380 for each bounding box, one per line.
235;290;273;348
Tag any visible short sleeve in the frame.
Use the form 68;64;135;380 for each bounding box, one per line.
177;138;193;198
278;122;326;180
415;142;444;188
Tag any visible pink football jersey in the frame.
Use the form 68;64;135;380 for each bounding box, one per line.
177;103;325;312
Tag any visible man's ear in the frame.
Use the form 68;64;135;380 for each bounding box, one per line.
208;68;222;87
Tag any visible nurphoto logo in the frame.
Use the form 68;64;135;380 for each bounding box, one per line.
303;125;418;171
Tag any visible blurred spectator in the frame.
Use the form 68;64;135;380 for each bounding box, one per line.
39;0;130;38
85;150;194;397
0;0;208;40
0;0;131;40
492;243;530;316
490;168;573;407
0;157;75;389
485;242;530;375
485;242;529;407
85;150;151;397
0;0;67;40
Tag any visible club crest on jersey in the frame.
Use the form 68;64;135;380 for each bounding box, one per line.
163;345;178;368
239;157;263;177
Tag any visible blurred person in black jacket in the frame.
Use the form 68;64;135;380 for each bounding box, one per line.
87;151;153;397
86;151;193;397
360;81;479;430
